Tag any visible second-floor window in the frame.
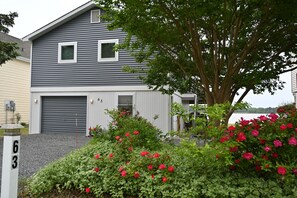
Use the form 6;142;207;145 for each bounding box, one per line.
91;10;100;23
98;39;119;62
58;42;77;63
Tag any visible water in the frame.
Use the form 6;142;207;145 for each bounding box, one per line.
229;113;266;124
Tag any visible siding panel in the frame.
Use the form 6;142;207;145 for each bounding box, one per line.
32;8;143;87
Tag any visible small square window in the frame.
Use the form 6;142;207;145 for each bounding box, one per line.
118;95;133;115
98;39;119;62
58;42;77;63
91;10;100;23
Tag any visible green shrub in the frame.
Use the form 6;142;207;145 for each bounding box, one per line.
217;110;297;180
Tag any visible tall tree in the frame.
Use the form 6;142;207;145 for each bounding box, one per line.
97;0;297;123
0;12;19;66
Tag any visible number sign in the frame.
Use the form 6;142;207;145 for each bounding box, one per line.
11;140;19;169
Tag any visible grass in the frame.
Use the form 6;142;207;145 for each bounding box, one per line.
0;127;29;136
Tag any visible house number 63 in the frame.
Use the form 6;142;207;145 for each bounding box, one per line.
12;140;19;169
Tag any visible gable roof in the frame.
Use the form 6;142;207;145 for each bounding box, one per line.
23;1;96;41
0;32;31;60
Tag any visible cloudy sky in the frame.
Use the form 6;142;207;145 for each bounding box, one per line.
0;0;294;108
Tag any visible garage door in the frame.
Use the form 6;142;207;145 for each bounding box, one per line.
41;96;87;133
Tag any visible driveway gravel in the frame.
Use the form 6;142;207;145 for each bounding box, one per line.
0;133;90;182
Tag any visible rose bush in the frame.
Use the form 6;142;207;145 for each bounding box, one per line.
217;108;297;180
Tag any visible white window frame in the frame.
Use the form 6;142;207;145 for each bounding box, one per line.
90;9;100;23
116;92;135;115
58;42;77;63
98;39;119;62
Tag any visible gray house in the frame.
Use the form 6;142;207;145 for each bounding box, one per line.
24;1;194;135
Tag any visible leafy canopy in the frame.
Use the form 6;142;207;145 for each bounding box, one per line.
0;12;19;66
97;0;297;110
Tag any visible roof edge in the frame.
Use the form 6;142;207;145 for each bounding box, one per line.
23;1;96;41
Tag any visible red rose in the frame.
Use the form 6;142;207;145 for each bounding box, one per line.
287;123;293;128
85;188;90;193
115;136;120;140
273;140;282;147
288;137;297;145
227;125;236;131
292;168;297;176
277;166;286;175
168;166;174;172
94;167;100;172
133;130;139;135
151;174;155;179
121;170;127;177
272;153;278;158
148;164;153;170
159;164;166;170
118;166;124;172
153;153;161;158
162;177;167;182
236;132;246;142
109;153;114;158
134;172;140;178
242;152;253;160
128;147;133;151
220;136;229;143
234;159;240;164
95;154;100;159
280;124;287;130
140;151;150;156
255;165;262;171
229;146;238;152
251;130;259;137
125;132;130;137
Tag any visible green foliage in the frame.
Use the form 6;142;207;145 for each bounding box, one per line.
0;12;19;66
217;109;297;180
104;109;163;150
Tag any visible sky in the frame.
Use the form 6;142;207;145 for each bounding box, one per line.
0;0;294;108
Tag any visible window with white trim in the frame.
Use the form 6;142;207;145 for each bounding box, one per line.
58;42;77;63
98;39;119;62
118;95;133;115
91;10;100;23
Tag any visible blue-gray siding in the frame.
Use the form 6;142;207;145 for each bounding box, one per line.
31;8;143;87
41;96;87;133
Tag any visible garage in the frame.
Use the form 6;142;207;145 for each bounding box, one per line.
41;96;87;133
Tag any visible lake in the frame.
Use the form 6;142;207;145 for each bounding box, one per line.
229;113;267;124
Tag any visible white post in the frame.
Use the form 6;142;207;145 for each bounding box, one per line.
1;130;21;198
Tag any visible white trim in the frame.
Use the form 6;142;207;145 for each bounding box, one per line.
23;1;95;41
90;9;100;23
98;39;119;62
16;56;30;63
58;42;77;63
31;85;151;93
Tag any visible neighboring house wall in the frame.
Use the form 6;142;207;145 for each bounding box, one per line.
31;8;143;87
292;69;297;107
0;59;30;124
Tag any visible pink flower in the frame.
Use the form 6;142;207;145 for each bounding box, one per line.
159;164;166;170
85;187;91;193
287;123;293;128
133;130;139;135
115;136;120;140
227;126;236;131
140;151;150;156
273;140;283;147
94;167;100;172
229;146;238;152
147;164;153;170
134;172;140;178
125;132;130;137
118;166;124;172
153;153;161;158
121;170;127;177
94;154;100;159
288;137;297;145
258;115;268;121
277;166;286;175
236;132;246;142
109;153;114;158
162;177;167;183
251;130;259;137
264;146;271;152
280;124;287;131
242;152;253;160
168;166;174;172
268;113;278;122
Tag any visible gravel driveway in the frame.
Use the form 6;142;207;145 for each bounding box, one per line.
0;133;90;182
